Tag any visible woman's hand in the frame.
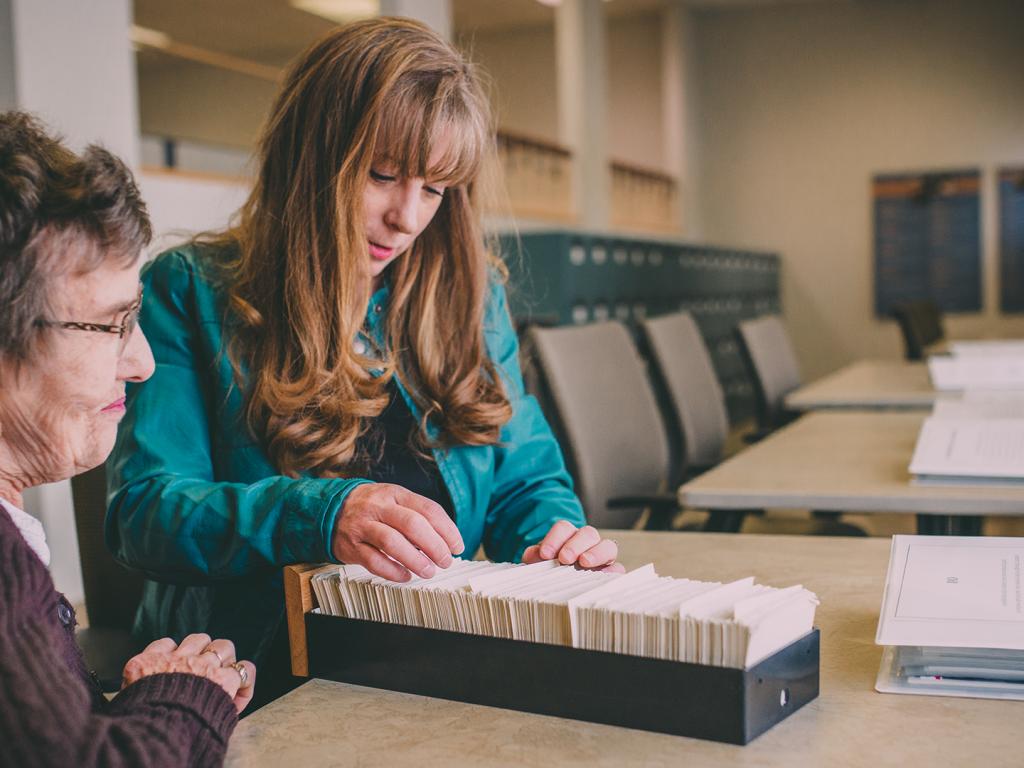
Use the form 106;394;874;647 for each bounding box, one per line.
521;520;626;573
332;483;465;582
121;633;257;713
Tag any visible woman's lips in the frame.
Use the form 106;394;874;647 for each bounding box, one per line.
101;397;126;413
368;241;395;261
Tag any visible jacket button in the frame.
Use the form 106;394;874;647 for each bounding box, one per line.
374;304;382;314
354;340;366;355
57;602;73;627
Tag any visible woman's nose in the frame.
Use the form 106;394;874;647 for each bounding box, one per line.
117;324;155;383
385;185;420;234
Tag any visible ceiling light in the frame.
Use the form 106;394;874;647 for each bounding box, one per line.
290;0;380;23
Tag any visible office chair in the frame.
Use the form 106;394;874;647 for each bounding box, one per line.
735;315;803;434
891;300;945;361
528;321;680;529
71;464;145;691
642;311;862;536
639;312;743;531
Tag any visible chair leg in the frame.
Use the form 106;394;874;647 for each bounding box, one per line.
704;511;746;533
916;514;983;535
644;506;677;531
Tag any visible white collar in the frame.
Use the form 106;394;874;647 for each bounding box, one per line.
0;497;51;566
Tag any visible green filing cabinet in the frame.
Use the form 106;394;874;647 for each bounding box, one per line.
501;230;781;425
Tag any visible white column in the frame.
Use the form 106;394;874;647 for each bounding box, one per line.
0;0;140;604
379;0;452;41
661;2;695;235
556;0;610;230
0;0;16;110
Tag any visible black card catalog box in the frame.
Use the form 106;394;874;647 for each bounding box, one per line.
285;561;819;746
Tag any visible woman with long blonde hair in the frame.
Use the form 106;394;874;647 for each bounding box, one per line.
107;17;621;708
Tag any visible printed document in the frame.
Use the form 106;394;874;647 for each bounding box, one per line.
908;417;1024;481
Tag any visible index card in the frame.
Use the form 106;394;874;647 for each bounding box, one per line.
323;560;818;669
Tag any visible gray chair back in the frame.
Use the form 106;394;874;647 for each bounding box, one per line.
529;321;669;529
641;312;729;470
891;300;945;361
71;464;143;631
736;315;802;429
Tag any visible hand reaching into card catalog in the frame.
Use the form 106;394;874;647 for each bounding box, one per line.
332;483;466;581
521;520;626;573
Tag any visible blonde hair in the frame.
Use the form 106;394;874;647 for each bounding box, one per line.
207;17;511;477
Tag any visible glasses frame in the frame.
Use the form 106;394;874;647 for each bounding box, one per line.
43;286;143;354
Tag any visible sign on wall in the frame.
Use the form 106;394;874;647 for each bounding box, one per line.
999;167;1024;313
873;170;981;317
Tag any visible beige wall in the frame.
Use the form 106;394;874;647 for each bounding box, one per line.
461;12;665;172
460;25;559;142
137;57;276;149
607;12;664;170
691;0;1024;379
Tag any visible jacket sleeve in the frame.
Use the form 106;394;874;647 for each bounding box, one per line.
480;283;587;563
106;251;369;581
0;534;237;767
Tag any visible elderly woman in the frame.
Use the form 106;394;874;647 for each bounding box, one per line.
0;112;255;766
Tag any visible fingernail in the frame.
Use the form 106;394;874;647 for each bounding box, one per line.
440;554;453;568
558;550;574;564
540;547;553;559
421;564;436;579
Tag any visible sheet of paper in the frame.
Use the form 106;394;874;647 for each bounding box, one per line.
931;392;1024;420
949;340;1024;358
908;416;1024;480
928;356;1024;391
876;535;1024;649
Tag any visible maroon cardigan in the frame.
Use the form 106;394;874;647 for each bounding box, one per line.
0;506;238;766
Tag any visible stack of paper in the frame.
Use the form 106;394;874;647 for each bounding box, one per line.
949;340;1024;358
931;391;1024;420
875;536;1024;701
312;559;818;669
908;416;1024;484
928;356;1024;391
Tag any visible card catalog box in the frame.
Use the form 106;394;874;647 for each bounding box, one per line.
302;613;819;745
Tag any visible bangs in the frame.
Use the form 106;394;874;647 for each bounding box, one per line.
373;74;488;188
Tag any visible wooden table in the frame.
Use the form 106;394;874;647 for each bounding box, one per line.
225;532;1021;767
679;411;1024;534
784;359;944;411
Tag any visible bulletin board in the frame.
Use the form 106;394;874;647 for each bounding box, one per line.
873;170;981;317
999;167;1024;313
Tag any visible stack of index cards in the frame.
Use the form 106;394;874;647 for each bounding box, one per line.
312;559;819;669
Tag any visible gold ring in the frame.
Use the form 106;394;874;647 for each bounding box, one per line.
232;661;250;688
201;647;225;665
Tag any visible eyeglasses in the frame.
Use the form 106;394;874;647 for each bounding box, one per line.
43;286;143;356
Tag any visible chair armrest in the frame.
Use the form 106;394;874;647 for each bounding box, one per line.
607;493;680;512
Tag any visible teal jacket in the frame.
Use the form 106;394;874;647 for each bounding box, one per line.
106;247;584;662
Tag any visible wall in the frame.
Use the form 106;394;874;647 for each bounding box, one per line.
691;0;1024;379
607;12;663;170
459;24;560;142
137;57;277;149
137;170;251;254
